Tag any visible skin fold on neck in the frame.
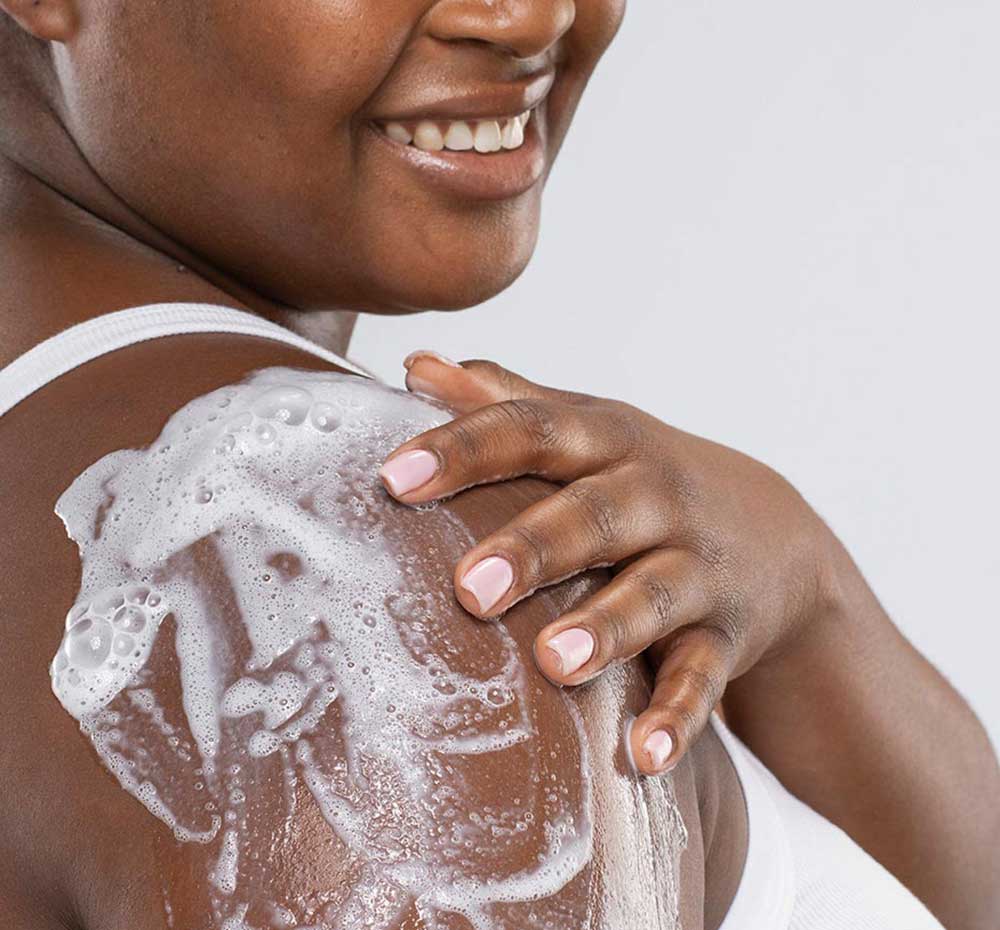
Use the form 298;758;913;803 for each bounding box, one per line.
0;135;358;368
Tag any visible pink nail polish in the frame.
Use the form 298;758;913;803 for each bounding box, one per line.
459;556;514;614
403;349;461;370
643;730;675;772
379;450;438;496
404;372;445;400
545;628;595;677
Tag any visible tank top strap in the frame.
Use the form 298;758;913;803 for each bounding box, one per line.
0;302;372;420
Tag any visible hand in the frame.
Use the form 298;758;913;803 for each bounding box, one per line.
378;352;839;776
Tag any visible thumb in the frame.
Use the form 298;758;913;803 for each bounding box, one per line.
402;350;566;414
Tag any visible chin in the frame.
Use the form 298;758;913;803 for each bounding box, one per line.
352;224;539;315
417;255;533;312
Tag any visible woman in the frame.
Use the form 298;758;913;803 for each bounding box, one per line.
0;2;996;929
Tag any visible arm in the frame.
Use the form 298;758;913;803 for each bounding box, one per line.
724;533;1000;930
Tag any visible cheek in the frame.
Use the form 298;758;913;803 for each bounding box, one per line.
543;0;626;156
571;0;628;64
62;2;414;283
69;0;412;182
209;1;411;116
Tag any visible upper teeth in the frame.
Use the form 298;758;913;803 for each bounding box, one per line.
383;111;531;153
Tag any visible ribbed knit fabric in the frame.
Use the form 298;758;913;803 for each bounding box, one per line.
0;302;371;418
712;716;945;929
0;303;947;929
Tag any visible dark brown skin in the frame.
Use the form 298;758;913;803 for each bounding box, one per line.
0;0;626;360
0;0;998;928
0;2;748;926
0;334;745;929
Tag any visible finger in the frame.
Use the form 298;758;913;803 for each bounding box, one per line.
378;396;627;503
531;549;711;681
629;626;738;776
453;471;673;618
403;351;585;414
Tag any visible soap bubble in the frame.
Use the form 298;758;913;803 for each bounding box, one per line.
252;386;312;426
68;617;113;669
113;605;147;633
309;402;340;433
113;633;136;657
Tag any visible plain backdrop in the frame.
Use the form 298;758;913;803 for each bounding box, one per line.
353;2;1000;748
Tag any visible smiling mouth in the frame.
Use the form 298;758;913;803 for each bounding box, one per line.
373;110;532;154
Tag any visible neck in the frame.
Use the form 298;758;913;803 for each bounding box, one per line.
0;144;358;366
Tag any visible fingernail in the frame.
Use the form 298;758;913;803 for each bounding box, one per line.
643;730;675;772
379;449;438;496
404;372;446;400
403;349;461;370
545;628;595;677
459;556;514;614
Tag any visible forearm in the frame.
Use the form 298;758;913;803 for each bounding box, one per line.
723;534;1000;930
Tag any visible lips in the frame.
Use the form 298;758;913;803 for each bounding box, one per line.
366;102;547;202
368;69;554;125
361;66;554;200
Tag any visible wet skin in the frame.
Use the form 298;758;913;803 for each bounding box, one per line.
0;328;747;928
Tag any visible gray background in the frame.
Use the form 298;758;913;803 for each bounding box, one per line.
354;2;1000;748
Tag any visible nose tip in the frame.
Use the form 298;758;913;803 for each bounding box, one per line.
426;0;577;60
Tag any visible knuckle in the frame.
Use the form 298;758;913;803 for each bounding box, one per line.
464;359;508;384
577;404;641;466
702;618;740;657
609;402;646;449
508;522;552;581
672;662;725;714
692;528;729;571
444;418;489;466
559;387;594;407
706;593;746;653
629;569;678;631
653;458;702;514
498;398;561;452
688;525;733;577
562;482;620;562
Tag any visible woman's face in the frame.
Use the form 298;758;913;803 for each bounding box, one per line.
56;0;625;313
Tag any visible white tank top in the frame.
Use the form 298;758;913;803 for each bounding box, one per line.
0;302;946;930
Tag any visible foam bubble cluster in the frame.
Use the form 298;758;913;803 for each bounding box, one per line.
50;369;596;929
52;583;167;715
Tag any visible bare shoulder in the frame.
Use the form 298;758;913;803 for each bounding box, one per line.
0;335;354;928
0;334;740;928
